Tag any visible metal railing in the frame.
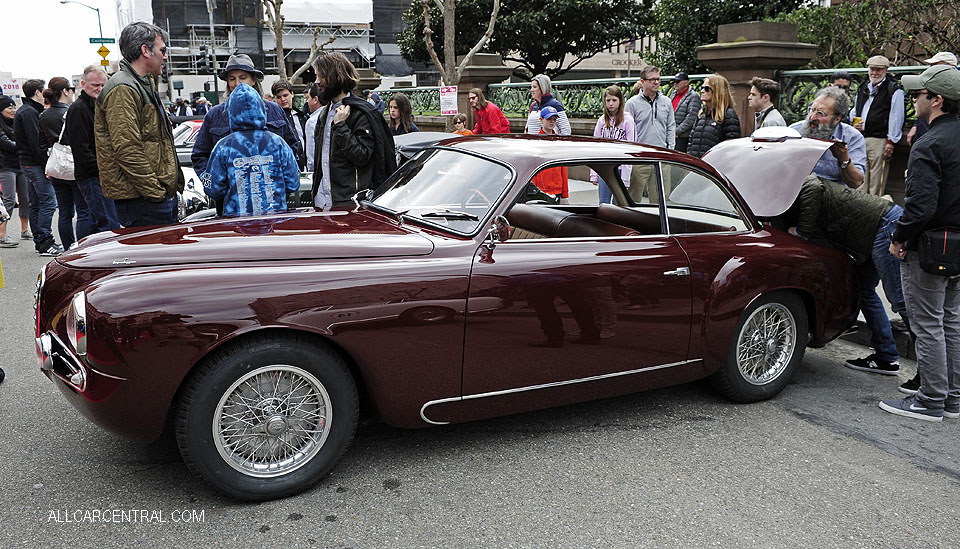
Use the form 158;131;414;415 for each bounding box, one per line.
778;66;927;124
373;87;444;116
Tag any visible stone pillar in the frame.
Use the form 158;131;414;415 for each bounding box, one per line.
356;68;382;93
697;22;817;135
453;53;514;129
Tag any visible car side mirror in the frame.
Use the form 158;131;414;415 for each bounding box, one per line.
486;215;510;250
353;188;373;206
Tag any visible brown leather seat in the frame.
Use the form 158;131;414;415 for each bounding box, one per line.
507;204;639;239
596;203;663;234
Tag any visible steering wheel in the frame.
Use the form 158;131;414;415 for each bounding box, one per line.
462;187;492;210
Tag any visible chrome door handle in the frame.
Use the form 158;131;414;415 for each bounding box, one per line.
663;267;690;277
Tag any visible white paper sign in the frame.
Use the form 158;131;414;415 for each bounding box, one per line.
440;86;458;116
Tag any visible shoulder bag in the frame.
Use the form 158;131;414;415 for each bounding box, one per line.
918;226;960;276
45;118;75;180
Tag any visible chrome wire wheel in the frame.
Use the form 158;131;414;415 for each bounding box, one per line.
213;365;332;478
735;303;797;386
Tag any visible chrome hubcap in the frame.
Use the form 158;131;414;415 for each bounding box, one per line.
213;365;332;478
736;303;797;386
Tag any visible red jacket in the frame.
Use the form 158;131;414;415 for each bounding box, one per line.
531;129;568;197
473;102;511;134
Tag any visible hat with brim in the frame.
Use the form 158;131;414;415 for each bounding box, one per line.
674;72;689;82
902;65;960;101
218;54;264;81
866;55;891;68
924;51;959;67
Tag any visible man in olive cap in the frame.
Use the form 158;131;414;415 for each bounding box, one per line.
852;55;905;196
881;65;960;422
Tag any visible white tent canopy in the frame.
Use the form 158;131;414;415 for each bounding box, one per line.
280;0;372;26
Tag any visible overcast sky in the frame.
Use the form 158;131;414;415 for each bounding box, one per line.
2;0;121;81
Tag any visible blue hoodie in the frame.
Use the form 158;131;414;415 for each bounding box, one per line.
202;83;300;216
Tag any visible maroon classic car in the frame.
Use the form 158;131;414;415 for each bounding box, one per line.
35;131;859;500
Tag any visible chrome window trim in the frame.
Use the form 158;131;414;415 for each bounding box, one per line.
419;358;702;425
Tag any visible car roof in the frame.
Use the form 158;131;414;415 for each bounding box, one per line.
436;134;666;162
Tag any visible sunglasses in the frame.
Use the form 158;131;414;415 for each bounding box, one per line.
909;89;932;100
701;85;712;92
835;85;850;90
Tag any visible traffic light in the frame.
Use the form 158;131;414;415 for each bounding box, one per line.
199;45;211;71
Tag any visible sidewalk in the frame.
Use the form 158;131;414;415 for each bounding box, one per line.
840;284;914;359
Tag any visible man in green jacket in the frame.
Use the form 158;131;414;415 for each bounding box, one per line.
784;176;907;375
94;22;183;227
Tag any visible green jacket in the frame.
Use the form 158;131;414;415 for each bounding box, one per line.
793;175;890;264
94;59;183;201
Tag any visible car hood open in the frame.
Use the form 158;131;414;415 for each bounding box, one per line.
59;210;435;269
702;133;834;217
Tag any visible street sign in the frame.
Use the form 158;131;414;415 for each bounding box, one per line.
100;60;109;67
97;46;110;58
89;38;115;44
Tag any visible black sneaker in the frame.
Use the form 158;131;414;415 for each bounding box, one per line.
845;354;899;376
898;373;920;395
0;367;4;384
878;394;943;423
38;243;64;257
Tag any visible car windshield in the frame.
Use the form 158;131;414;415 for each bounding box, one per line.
372;149;513;234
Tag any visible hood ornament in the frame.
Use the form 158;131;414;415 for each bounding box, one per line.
112;257;136;265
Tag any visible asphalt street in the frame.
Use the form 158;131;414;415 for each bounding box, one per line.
1;234;958;548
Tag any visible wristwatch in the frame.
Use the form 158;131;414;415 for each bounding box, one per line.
838;159;851;169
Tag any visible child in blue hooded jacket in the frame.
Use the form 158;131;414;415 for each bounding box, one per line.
201;83;300;216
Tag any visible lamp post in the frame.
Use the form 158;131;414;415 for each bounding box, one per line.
60;0;103;40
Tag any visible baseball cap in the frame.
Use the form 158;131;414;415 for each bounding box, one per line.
924;51;959;67
866;55;891;68
539;106;559;119
674;72;689;81
902;65;960;100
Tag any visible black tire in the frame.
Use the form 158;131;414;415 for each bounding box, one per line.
709;292;808;403
175;334;358;501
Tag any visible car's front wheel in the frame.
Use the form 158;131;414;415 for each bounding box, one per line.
709;292;808;403
176;334;358;501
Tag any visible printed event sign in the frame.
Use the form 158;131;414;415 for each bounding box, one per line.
440;86;458;116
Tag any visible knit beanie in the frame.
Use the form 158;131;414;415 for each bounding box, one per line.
0;96;16;111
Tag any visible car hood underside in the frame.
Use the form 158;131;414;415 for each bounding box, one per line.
59;210;436;268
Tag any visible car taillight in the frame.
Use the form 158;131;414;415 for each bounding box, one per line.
66;291;87;356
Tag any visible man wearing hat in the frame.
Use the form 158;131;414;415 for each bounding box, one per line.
191;53;303;178
906;51;958;146
881;65;960;422
668;71;700;153
851;55;905;196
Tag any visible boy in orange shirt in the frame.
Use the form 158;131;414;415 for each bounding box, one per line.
532;106;569;201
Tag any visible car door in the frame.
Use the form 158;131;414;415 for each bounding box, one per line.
461;161;696;398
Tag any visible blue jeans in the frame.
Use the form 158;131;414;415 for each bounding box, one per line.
597;177;615;205
114;195;177;228
76;177;120;233
21;164;57;249
52;178;91;249
858;204;905;362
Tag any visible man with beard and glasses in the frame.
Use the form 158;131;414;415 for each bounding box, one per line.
790;86;867;189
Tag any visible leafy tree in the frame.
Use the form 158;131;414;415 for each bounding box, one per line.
775;0;960;68
645;0;804;74
398;0;652;79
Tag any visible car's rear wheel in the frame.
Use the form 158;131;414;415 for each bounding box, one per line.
176;334;358;501
710;292;808;403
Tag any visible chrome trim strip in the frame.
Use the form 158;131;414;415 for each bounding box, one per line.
419;358;702;425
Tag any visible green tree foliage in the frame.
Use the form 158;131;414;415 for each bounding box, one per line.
645;0;804;74
398;0;652;79
775;0;960;68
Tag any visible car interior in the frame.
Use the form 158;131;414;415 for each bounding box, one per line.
504;162;748;240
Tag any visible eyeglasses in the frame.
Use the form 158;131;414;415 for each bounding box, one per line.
644;77;661;82
835;85;850;91
66;87;76;92
909;89;931;100
701;85;712;92
807;106;834;118
149;45;168;55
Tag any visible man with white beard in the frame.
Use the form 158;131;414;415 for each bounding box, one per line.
790;86;867;189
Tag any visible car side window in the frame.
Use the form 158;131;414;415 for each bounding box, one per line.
660;163;748;233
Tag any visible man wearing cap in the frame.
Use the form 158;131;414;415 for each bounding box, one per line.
852;55;905;196
669;72;700;153
906;52;958;146
191;53;303;177
881;65;960;422
94;22;183;227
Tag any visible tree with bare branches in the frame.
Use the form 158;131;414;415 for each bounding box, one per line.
262;0;338;81
421;0;500;87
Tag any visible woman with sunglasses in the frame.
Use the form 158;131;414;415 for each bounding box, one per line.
686;74;741;158
39;76;91;250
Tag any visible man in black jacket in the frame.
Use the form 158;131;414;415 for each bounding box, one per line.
881;65;960;423
67;65;119;233
310;52;395;209
14;79;62;256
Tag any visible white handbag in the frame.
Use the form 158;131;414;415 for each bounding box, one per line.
45;118;75;180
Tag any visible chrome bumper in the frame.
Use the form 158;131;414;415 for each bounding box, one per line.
36;331;87;392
